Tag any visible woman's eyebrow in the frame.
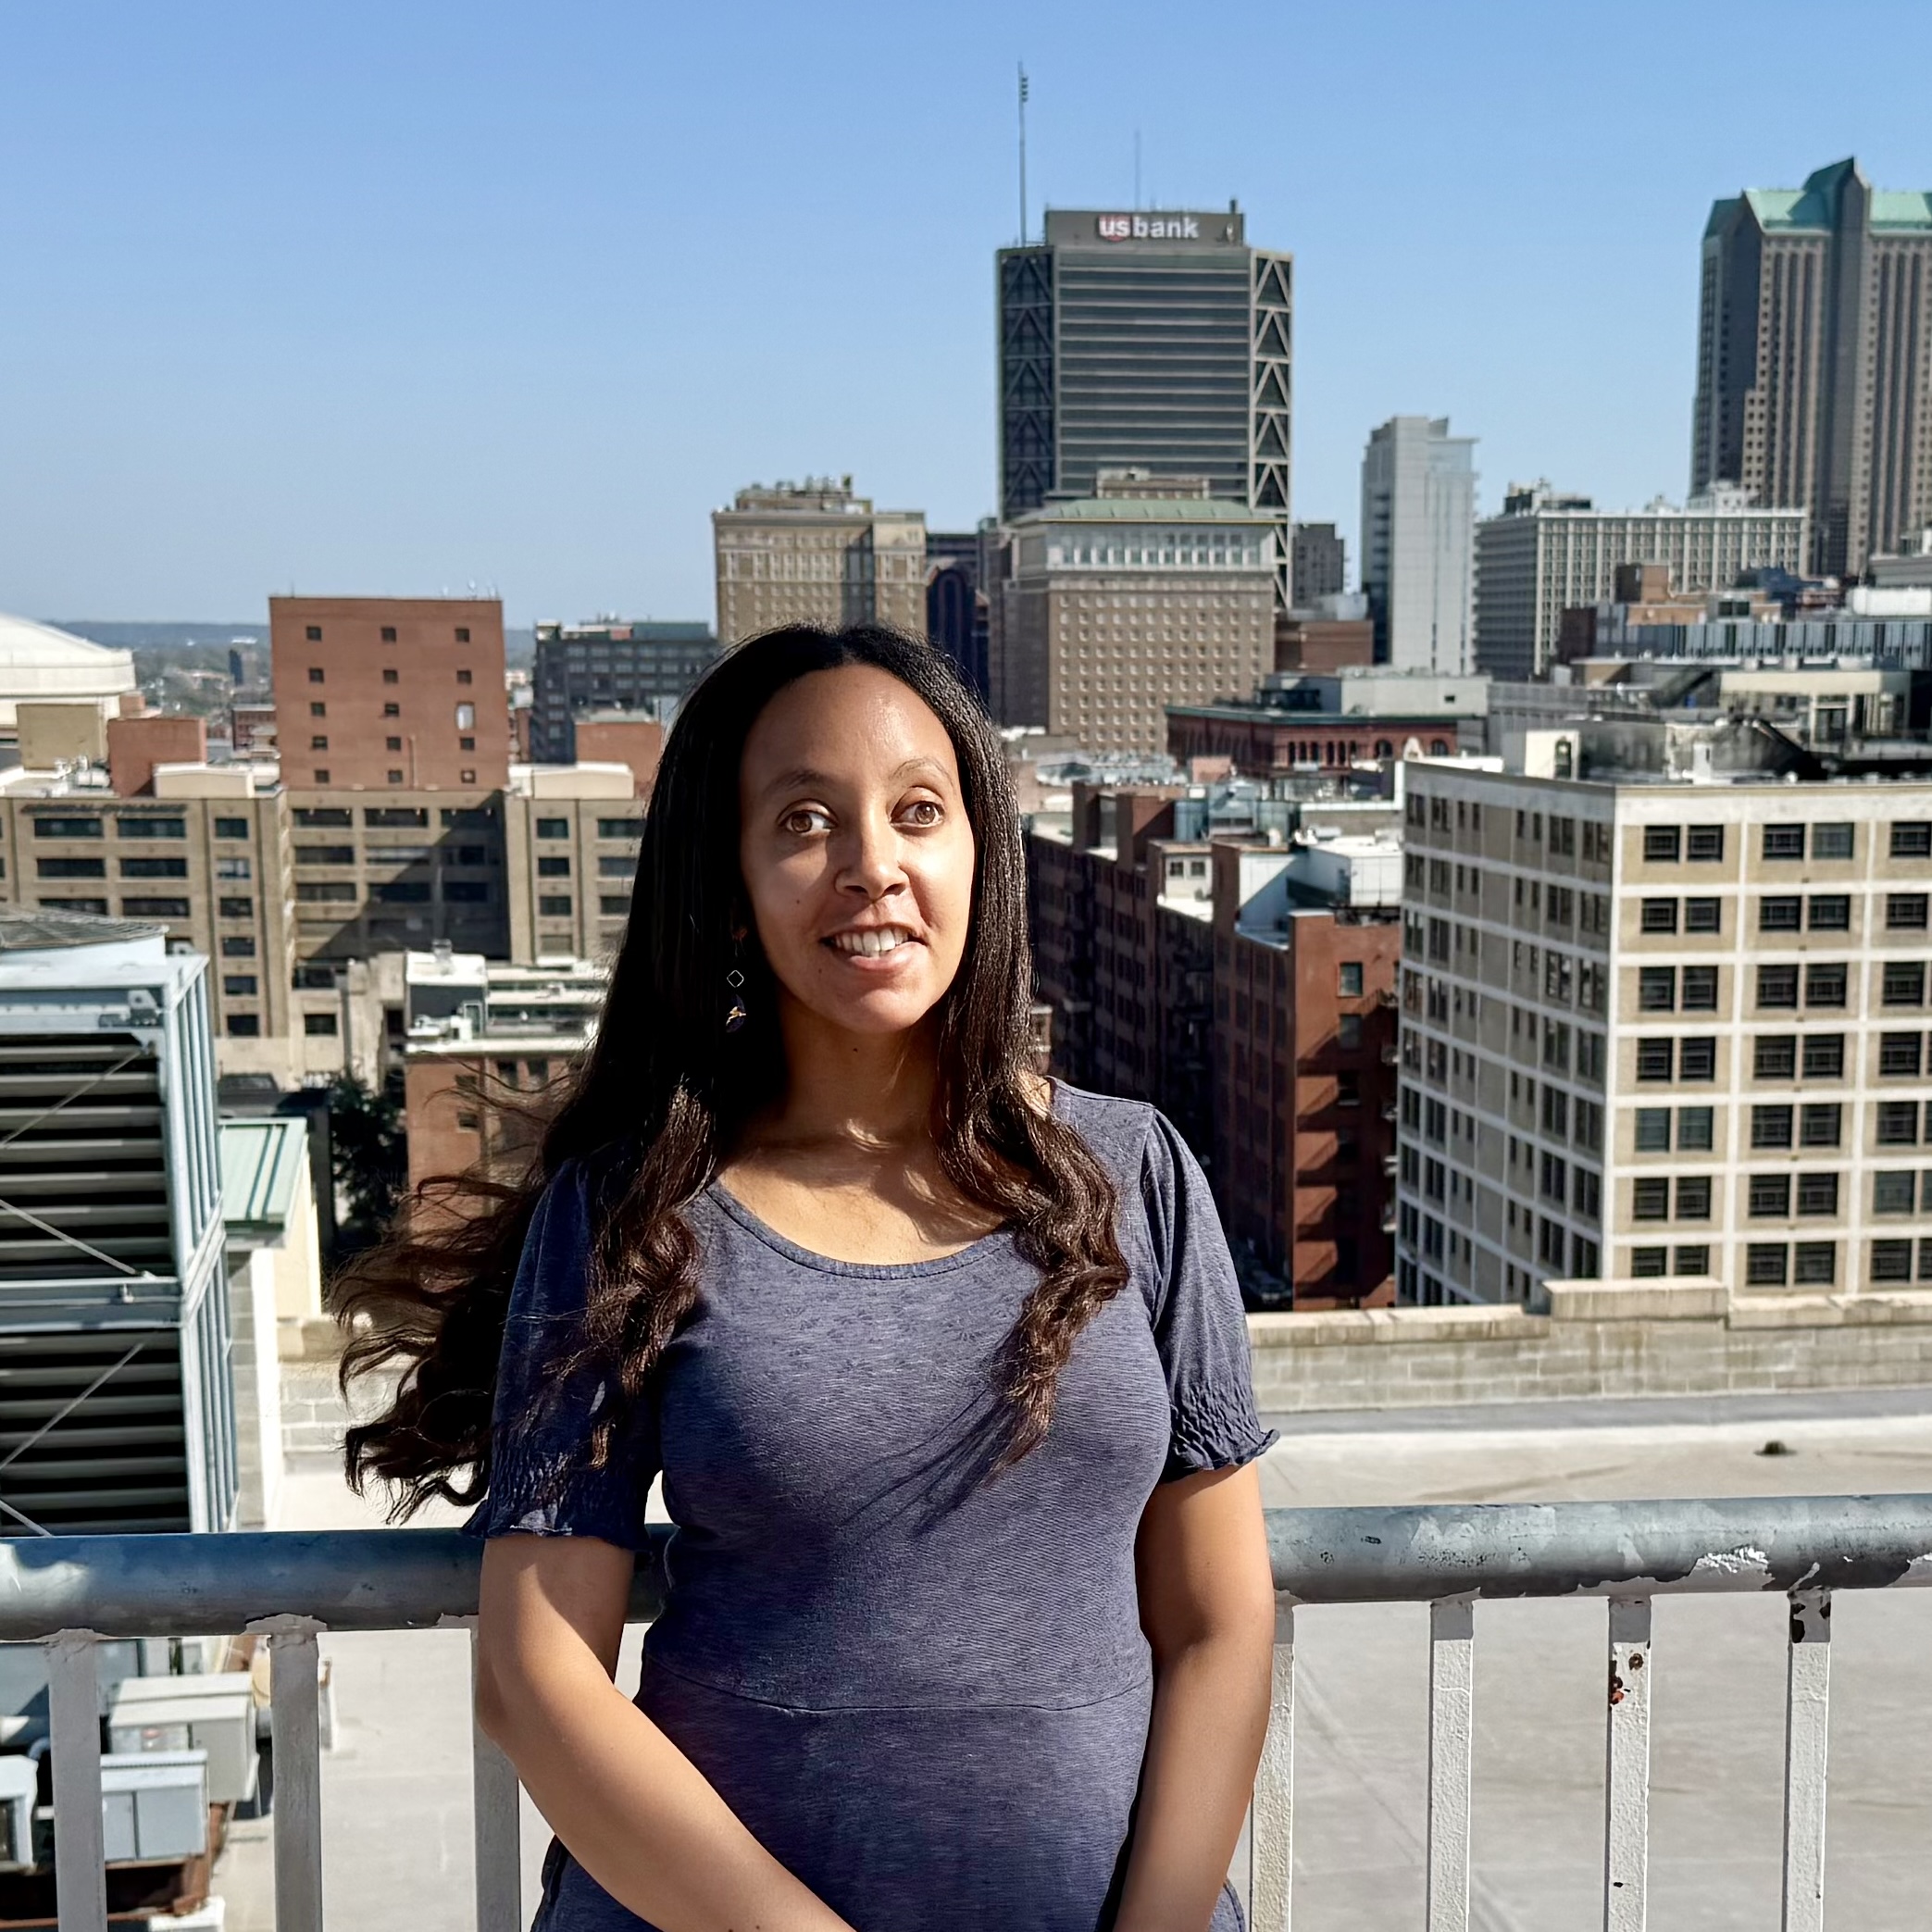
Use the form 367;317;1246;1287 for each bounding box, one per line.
757;756;953;798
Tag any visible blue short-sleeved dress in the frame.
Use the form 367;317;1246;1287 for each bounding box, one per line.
467;1084;1273;1932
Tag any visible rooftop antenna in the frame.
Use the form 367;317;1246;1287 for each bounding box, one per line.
1016;64;1029;245
1134;130;1141;210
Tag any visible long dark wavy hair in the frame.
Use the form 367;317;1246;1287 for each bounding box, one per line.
337;624;1128;1517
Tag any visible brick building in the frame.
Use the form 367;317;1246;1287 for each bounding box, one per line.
1211;836;1402;1306
269;595;508;793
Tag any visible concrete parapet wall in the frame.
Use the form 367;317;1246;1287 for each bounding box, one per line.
278;1277;1932;1465
1249;1277;1932;1414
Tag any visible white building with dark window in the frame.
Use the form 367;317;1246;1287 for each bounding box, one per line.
1396;756;1932;1305
1361;417;1477;675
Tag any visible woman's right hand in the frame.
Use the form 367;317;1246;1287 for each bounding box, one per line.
477;1535;857;1932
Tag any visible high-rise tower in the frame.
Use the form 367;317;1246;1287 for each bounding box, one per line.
998;206;1294;609
1692;158;1932;579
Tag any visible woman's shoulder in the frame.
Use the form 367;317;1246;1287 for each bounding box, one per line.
1048;1081;1169;1184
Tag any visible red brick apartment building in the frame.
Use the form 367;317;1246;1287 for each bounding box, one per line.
1211;839;1401;1307
1028;783;1402;1305
1166;701;1473;776
269;596;507;792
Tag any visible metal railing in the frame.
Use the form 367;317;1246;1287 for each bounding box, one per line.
2;1493;1929;1932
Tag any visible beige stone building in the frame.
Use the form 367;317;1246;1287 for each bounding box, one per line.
1396;753;1932;1306
503;764;643;963
712;477;926;643
988;491;1278;754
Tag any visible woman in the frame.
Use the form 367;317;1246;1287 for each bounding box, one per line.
341;625;1277;1932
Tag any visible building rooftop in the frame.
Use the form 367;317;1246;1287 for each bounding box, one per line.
1015;497;1280;525
1731;159;1932;236
218;1118;310;1245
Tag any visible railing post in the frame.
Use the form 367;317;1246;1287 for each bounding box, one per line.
1602;1597;1652;1931
1781;1589;1830;1932
471;1625;523;1932
1426;1599;1475;1932
46;1633;106;1932
1249;1599;1294;1932
269;1626;325;1932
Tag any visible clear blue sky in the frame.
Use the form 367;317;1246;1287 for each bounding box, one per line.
1;1;1927;629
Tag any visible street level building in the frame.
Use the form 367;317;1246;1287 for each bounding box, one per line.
998;207;1294;607
988;491;1277;754
713;479;926;643
1394;751;1932;1307
1361;418;1477;673
1473;482;1807;680
269;596;508;792
529;619;717;764
1692;158;1932;579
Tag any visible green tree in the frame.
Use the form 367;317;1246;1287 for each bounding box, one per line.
328;1073;406;1255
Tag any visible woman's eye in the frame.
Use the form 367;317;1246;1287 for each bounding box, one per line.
781;808;829;836
902;800;943;828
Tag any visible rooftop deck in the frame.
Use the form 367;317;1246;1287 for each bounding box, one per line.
7;1384;1932;1931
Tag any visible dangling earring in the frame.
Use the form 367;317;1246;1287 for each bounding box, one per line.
724;925;749;1034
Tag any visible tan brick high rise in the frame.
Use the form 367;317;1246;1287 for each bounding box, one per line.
712;478;926;643
270;596;507;792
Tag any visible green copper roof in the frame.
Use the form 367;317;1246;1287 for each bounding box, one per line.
1872;191;1932;231
1721;159;1932;238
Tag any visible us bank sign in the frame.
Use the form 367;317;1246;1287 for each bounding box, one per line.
1097;213;1203;242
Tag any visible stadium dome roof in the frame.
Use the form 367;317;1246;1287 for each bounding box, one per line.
0;615;138;721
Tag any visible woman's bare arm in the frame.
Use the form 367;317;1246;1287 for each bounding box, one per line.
1114;1462;1276;1932
475;1535;855;1932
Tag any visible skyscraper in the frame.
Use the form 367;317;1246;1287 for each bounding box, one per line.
998;207;1294;608
1360;418;1477;673
1692;158;1932;579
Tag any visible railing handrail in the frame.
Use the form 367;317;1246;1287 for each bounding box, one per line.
1;1493;1928;1639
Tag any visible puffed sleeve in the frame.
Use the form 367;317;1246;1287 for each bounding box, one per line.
463;1160;659;1548
1141;1111;1276;1482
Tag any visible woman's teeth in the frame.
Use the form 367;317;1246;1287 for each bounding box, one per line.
829;928;914;956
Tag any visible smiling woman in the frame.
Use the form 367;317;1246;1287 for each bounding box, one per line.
333;625;1275;1932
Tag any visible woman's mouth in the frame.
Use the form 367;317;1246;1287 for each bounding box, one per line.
826;925;919;957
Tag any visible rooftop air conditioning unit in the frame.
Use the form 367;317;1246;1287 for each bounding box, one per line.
107;1673;257;1806
0;1756;37;1870
101;1750;208;1863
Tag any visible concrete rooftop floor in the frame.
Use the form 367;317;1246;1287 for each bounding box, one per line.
215;1386;1932;1930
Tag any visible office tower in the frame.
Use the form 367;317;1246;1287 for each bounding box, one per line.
1291;523;1346;604
1361;418;1477;673
712;478;927;643
1394;758;1932;1307
987;482;1277;754
529;619;717;764
1473;483;1807;679
1692;158;1932;579
269;596;508;793
997;207;1295;608
0;909;234;1531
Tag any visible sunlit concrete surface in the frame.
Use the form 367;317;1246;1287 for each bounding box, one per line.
215;1387;1932;1929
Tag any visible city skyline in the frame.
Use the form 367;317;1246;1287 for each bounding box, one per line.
0;1;1928;625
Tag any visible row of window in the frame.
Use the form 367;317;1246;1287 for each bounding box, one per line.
292;806;496;829
1640;821;1932;866
533;856;639;879
293;844;492;867
26;816;255;841
35;857;251;881
299;623;473;642
538;895;634;919
311;734;479;754
311;767;480;787
1633;1172;1840;1221
294;880;492;904
1630;1242;1835;1287
534;816;644;841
